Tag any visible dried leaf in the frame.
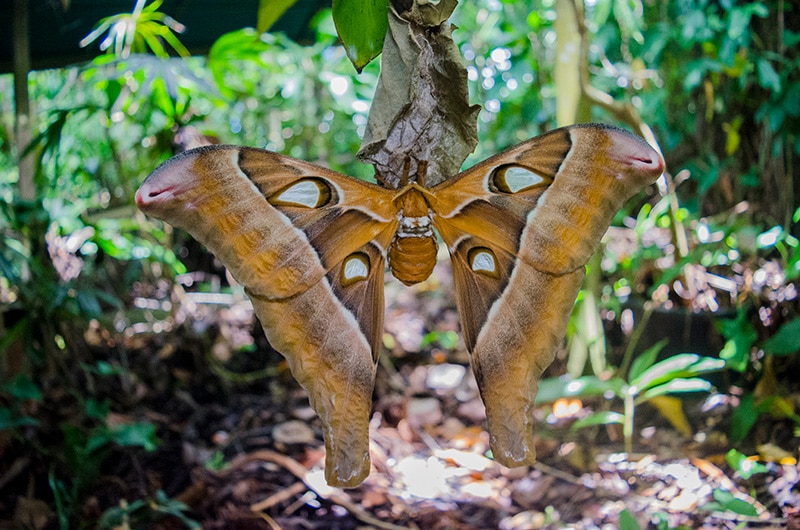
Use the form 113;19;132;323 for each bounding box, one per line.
358;3;479;188
394;0;459;26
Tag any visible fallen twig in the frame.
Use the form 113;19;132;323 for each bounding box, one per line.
231;450;413;530
250;480;307;512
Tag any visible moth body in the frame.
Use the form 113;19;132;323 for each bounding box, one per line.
398;214;434;237
389;232;439;285
389;187;438;285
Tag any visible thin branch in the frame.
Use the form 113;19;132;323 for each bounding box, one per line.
569;0;690;265
229;450;413;530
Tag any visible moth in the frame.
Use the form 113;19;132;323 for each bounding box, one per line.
136;124;663;487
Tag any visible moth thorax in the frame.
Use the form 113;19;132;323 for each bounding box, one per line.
389;235;438;286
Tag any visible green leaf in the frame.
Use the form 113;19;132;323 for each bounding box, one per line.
4;374;42;401
535;376;626;404
0;408;39;431
0;317;28;356
332;0;388;72
763;318;800;355
719;309;757;372
731;392;758;442
756;58;781;92
258;0;298;33
76;289;102;317
618;509;642;530
96;360;120;376
613;0;644;44
85;399;110;420
149;77;176;119
571;411;624;430
755;395;800;421
630;353;697;389
591;0;613;28
109;422;159;451
683;59;722;91
207;28;267;97
691;358;727;373
710;488;759;516
727;8;750;42
632;354;725;392
628;338;668;383
725;449;767;479
640;378;712;401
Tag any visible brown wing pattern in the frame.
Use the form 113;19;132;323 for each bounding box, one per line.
432;124;663;467
136;145;398;486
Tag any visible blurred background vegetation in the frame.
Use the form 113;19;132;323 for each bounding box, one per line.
0;0;798;527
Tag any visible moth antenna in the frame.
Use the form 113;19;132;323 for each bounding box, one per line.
374;168;389;188
400;157;412;187
417;159;429;187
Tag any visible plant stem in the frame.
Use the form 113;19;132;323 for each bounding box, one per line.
619;303;653;379
624;388;635;454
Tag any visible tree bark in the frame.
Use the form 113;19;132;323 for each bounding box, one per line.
13;0;35;201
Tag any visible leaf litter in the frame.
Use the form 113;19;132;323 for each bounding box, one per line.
4;252;794;530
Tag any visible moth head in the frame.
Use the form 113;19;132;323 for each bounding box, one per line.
136;159;197;215
573;124;665;180
136;146;231;217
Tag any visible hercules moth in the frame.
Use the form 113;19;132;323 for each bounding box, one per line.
136;123;664;487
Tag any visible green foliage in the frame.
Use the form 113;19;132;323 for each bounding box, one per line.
332;0;389;72
718;307;757;373
618;509;642;530
0;374;42;431
538;342;725;453
99;490;200;529
646;0;798;220
0;193;183;369
44;396;159;528
61;416;158;491
763;318;800;355
205;25;378;177
452;1;557;160
421;330;460;350
258;0;299;34
725;448;767;480
731;392;800;443
702;488;759;517
80;0;190;59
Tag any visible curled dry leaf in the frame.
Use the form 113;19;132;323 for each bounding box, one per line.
357;1;479;188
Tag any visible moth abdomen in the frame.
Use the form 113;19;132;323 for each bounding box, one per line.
389;234;438;285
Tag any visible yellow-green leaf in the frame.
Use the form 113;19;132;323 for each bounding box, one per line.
648;395;692;436
332;0;388;72
258;0;298;33
571;411;624;430
640;378;712;401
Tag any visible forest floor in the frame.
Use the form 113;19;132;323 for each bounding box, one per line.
2;260;800;530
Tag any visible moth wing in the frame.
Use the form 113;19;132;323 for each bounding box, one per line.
137;145;399;486
431;124;663;467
